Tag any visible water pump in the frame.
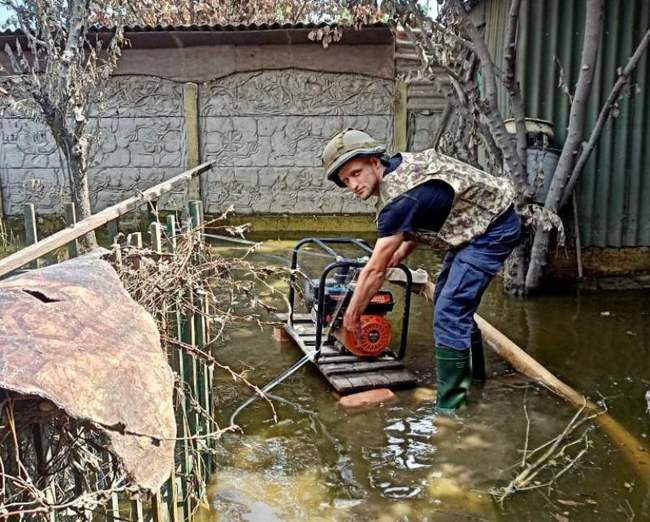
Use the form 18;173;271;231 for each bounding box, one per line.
304;276;395;357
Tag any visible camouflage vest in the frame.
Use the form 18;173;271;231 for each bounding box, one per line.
376;149;515;250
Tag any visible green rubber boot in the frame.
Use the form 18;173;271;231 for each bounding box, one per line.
435;346;471;414
471;330;486;383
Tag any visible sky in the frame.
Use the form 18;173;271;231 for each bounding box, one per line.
0;5;11;26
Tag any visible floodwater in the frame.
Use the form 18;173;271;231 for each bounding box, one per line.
208;234;650;521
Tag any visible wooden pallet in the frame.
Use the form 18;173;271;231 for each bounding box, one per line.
277;313;417;394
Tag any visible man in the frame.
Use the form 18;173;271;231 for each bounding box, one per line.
321;129;521;413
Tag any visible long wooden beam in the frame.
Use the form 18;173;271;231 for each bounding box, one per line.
0;161;214;279
414;280;650;488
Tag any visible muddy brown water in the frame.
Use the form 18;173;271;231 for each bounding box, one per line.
208;234;649;521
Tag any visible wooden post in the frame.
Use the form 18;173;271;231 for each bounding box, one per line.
175;289;195;520
183;82;202;201
393;79;408;152
150;492;165;522
107;219;119;245
23;203;38;269
130;498;144;522
164;468;180;522
148;199;159;226
102;453;121;521
106;490;120;522
165;214;177;251
73;470;93;521
32;425;56;522
0;172;5;222
181;310;199;435
149;222;163;255
126;232;143;248
163;219;183;522
188;200;204;247
206;361;215;474
64;203;78;259
195;293;214;475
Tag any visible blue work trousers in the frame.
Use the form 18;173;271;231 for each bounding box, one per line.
433;206;521;351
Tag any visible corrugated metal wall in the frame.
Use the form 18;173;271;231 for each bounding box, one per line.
478;0;650;247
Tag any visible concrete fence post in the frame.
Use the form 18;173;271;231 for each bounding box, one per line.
183;82;202;203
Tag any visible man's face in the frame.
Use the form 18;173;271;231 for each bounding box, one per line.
337;157;383;200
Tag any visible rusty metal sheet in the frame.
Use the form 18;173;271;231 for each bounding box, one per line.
0;254;175;491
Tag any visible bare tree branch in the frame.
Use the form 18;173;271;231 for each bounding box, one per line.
453;0;529;195
525;0;604;291
503;0;527;166
560;27;650;208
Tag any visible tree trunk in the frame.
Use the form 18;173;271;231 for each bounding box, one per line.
504;239;529;296
68;155;97;252
524;0;603;292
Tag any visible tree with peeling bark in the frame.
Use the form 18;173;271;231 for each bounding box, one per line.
391;0;650;294
0;0;126;251
393;0;535;293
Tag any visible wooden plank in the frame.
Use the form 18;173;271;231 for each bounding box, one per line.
0;161;214;278
275;313;311;322
350;371;390;388
330;369;416;393
332;372;377;393
319;360;405;376
293;324;316;334
328;373;354;392
283;321;416;393
317;354;395;364
316;345;341;356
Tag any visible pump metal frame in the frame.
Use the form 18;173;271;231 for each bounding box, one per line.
287;238;413;360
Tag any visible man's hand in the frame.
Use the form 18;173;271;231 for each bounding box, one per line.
388;251;403;268
343;308;362;338
343;234;403;337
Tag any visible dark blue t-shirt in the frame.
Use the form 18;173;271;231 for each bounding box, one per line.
377;154;455;238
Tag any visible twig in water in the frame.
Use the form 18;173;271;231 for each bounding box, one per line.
492;398;605;505
521;390;530;469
